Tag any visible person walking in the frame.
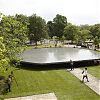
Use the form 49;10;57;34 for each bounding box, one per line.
82;68;89;82
70;59;74;70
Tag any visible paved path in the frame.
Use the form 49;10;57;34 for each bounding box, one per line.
5;93;57;100
67;68;100;95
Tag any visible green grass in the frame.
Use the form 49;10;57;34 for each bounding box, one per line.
81;65;100;79
0;66;99;100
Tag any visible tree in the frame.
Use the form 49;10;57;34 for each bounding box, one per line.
0;15;28;61
90;24;100;38
94;36;99;49
60;35;65;45
64;24;79;43
28;14;48;45
0;37;9;72
47;21;55;38
89;24;100;48
0;37;9;94
80;24;90;30
53;14;67;39
80;29;90;42
0;12;5;21
15;14;29;26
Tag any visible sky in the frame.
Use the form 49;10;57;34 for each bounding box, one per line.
0;0;100;25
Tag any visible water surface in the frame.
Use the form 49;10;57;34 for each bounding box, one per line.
21;48;100;63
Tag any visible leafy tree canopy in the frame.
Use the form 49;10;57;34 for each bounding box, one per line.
0;15;28;61
90;24;100;38
0;37;9;72
28;14;48;44
64;24;79;42
53;14;67;38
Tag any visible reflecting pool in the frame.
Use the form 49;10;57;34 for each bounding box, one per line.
21;48;100;63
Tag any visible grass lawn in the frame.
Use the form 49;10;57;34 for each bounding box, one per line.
81;65;100;79
0;66;99;100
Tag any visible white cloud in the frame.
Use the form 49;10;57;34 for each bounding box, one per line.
0;0;99;25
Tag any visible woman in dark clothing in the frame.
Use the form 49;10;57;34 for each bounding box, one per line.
6;75;12;92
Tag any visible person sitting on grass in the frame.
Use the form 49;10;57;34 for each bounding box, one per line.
82;68;89;82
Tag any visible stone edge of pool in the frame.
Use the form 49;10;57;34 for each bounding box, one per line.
20;58;100;68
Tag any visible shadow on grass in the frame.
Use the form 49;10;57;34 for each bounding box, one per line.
14;61;69;71
16;64;67;71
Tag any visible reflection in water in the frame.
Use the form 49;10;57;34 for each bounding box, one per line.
53;48;79;61
76;49;100;61
46;52;57;63
21;48;100;63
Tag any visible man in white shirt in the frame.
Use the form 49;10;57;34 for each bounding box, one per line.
82;68;89;82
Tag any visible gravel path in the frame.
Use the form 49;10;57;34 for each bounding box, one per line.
5;93;57;100
67;68;100;95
